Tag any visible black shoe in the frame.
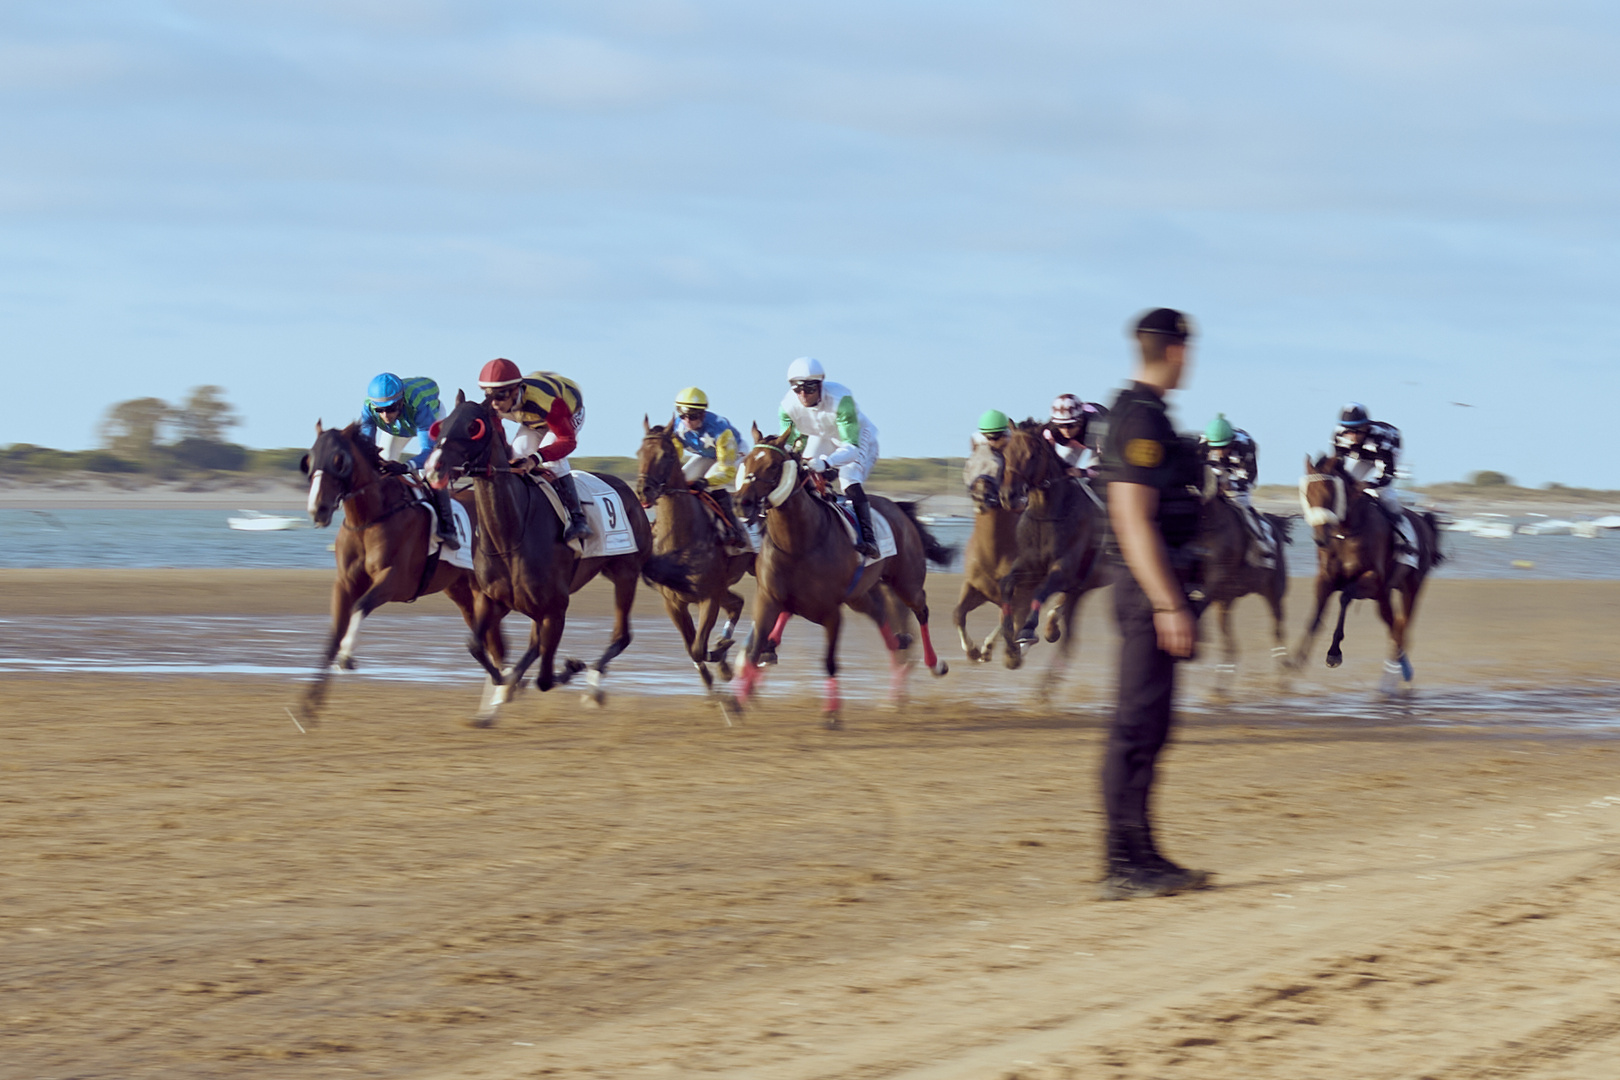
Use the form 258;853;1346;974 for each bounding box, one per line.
1097;863;1212;901
555;474;592;545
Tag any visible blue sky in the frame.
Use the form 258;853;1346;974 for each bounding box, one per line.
3;0;1617;485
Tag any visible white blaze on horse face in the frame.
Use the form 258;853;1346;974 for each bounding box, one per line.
1298;475;1342;527
308;470;326;516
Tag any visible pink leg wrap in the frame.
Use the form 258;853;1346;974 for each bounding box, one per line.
879;622;899;654
770;611;791;646
735;658;760;705
1030;599;1041;613
919;624;939;669
824;677;841;714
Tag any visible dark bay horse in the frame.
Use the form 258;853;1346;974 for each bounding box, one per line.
1197;491;1294;699
634;419;755;691
1294;454;1443;693
298;421;508;723
951;497;1027;665
425;393;657;722
732;428;952;725
999;421;1109;693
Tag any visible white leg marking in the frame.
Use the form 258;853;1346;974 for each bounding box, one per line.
336;609;365;666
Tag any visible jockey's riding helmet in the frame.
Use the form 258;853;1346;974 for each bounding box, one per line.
674;387;709;410
478;358;524;391
978;409;1010;435
1338;402;1370;427
367;373;404;408
1204;413;1234;447
1133;307;1192;340
786;356;826;386
1050;394;1085;424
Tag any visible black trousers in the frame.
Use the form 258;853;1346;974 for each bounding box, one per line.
1101;559;1189;855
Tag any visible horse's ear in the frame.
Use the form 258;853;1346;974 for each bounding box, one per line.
299;453;311;476
315;420;324;435
342;421;360;437
643;413;651;435
456;388;466;406
751;421;764;444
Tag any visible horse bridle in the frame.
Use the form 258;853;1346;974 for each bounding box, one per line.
635;432;688;508
736;443;800;518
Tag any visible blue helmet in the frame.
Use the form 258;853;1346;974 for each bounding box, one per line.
367;373;404;407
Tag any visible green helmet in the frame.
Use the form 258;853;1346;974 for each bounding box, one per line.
1204;413;1234;447
978;409;1010;435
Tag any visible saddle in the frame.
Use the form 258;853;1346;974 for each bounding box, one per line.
806;479;897;564
693;487;751;553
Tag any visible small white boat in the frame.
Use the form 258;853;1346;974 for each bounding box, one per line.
916;514;974;527
228;509;307;532
1591;514;1620;530
1516;519;1575;536
1572;521;1602;539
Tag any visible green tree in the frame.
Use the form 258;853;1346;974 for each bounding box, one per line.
102;397;175;465
1469;470;1512;487
174;385;238;443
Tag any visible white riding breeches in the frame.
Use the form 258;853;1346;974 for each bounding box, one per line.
806;431;878;488
510;425;571;477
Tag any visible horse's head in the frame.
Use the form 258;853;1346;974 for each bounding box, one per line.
424;390;501;489
734;424;801;525
1299;454;1352;541
301;420;382;527
635;415;684;507
1001;420;1062;511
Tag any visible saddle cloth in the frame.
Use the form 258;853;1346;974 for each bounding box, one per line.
405;482;475;571
829;498;899;564
533;471;639;558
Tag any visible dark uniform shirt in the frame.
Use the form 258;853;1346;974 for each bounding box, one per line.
1098;382;1202;554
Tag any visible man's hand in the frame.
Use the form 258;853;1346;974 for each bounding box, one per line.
381;460;410;476
510;456;535;475
1153;608;1196;658
691;477;709;491
806;454;829;473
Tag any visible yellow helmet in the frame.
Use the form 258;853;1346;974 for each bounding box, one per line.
674;386;708;409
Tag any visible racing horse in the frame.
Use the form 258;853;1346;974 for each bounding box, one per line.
1293;454;1443;693
298;421;509;723
999;421;1109;694
1197;486;1295;699
633;418;755;692
732;427;952;725
425;392;660;723
950;482;1026;665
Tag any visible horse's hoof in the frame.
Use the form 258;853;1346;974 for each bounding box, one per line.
466;714;497;729
1325;653;1343;669
964;647;981;663
1003;652;1023;671
1044;626;1061;644
759;650;778;667
930;660;949;677
582;690;605;708
1399;655;1414;681
716;659;733;682
823;715;843;730
894;633;913;652
338;657;357;672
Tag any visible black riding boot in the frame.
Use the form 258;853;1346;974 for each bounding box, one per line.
429;485;460;550
555;473;591;544
845;482;880;559
710;487;745;547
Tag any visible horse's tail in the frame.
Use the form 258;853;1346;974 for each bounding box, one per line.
1424;510;1446;565
641;552;701;595
1271;513;1296;545
895;501;957;568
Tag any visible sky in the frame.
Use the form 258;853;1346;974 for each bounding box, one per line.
2;0;1617;486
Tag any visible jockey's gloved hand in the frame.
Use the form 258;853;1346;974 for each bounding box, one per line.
381;461;410;475
691;477;709;491
807;454;831;474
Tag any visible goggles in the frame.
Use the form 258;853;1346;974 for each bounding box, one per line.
373;400;403;414
484;384;520;400
678;408;706;421
790;380;822;394
984;430;1007;441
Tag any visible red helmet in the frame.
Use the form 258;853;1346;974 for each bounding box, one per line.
478;358;523;389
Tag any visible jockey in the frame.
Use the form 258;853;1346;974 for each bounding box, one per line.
671;386;748;545
1044;394;1107;477
1200;414;1275;569
358;373;459;549
1333;402;1417;564
963;409;1012;511
477;358;590;544
778;356;882;559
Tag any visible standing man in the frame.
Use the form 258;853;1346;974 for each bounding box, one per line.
1095;308;1211;900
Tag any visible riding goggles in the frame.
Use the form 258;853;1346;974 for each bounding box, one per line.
790;380;822;393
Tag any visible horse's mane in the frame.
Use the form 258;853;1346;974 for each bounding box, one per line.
327;422;385;471
1016;417;1043;434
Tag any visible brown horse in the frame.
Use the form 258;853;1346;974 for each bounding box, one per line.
951;495;1029;666
633;419;755;691
999;421;1109;691
1294;454;1443;693
298;421;508;723
732;427;951;725
425;392;658;723
1197;490;1294;699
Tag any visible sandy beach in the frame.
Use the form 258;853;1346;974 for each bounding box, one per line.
4;570;1620;1079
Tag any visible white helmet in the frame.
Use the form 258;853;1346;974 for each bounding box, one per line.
786;356;826;384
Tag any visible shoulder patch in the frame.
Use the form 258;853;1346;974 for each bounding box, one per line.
1124;438;1164;468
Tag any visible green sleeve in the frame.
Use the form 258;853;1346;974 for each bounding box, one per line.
835;394;860;444
779;405;796;439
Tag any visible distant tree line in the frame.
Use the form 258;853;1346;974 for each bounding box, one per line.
1;387;305;477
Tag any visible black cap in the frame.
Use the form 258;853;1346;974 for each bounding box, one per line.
1133;307;1192;339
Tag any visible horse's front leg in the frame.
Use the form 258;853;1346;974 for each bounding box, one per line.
1037;591;1081;704
534;612;567;695
1375;588;1413;694
953;582;989;661
664;593;710;692
734;595;784;708
1289;576;1336;670
708;589;745;679
1326;590;1355;668
820;607;844;728
302;574;363;721
1267;579;1291;686
1211;600;1237;700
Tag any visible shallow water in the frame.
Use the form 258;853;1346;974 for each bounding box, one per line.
4;508;1620;579
5;612;1620;731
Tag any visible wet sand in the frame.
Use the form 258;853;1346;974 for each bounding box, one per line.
4;571;1620;1079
